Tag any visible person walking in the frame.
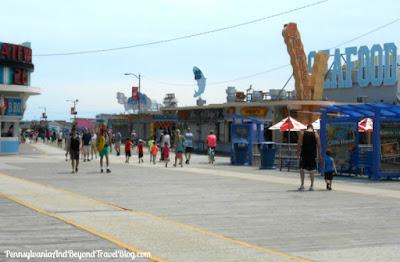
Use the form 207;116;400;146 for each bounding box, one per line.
322;150;337;190
297;124;322;191
163;142;170;167
114;129;122;156
184;128;194;164
57;130;64;148
173;129;185;167
125;138;133;164
137;139;144;163
159;131;165;161
98;123;112;173
148;136;155;162
151;143;159;164
68;127;82;173
90;129;97;160
206;130;217;164
82;128;92;162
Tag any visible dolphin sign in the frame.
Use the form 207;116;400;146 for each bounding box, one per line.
193;66;206;98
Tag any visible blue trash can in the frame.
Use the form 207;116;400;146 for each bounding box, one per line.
233;142;249;165
259;142;277;169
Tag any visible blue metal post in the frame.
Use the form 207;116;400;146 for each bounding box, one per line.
372;112;381;180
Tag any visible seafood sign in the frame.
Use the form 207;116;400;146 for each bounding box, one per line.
193;67;206;98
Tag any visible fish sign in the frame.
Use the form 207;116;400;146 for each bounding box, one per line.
193;66;206;98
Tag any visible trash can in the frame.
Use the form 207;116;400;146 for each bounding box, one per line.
233;142;249;165
259;142;277;169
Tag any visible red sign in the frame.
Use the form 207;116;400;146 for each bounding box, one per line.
132;87;139;101
42;113;46;119
71;107;75;115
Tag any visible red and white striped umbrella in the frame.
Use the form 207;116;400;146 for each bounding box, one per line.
269;117;307;131
358;118;373;132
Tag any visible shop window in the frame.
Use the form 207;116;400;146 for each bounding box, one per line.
1;122;15;137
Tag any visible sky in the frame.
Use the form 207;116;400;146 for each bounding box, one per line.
1;0;399;121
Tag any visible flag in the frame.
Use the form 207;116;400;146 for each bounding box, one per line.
132;87;139;101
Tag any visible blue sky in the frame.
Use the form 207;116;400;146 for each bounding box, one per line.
1;0;399;121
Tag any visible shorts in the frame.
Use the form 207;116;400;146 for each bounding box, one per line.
70;150;80;161
125;150;131;157
139;153;143;158
84;145;90;153
300;156;317;171
185;147;193;153
99;146;110;157
325;171;334;180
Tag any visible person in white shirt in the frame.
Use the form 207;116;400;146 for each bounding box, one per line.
90;129;97;160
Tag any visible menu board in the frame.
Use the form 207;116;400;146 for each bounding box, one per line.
326;122;357;165
380;121;400;159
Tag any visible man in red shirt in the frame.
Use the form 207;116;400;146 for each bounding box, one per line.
206;130;217;164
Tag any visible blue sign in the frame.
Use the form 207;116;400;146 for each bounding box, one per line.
4;98;23;117
308;43;397;88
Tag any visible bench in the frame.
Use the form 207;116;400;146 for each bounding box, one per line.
280;157;299;171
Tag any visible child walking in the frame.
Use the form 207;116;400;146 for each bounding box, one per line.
151;143;159;164
322;150;337;190
148;136;155;162
137;139;144;163
125;138;133;164
163;142;170;167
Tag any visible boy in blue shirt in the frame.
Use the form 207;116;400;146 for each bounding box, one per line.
322;150;337;190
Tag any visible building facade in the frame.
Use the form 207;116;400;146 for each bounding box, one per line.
0;42;41;154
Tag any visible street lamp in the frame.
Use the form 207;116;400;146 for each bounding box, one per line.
38;107;47;120
66;99;79;122
125;73;141;112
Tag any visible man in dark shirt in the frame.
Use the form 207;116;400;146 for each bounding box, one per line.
297;124;321;191
82;128;92;162
68;127;82;173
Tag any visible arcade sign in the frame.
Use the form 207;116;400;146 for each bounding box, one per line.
308;43;397;88
0;42;34;86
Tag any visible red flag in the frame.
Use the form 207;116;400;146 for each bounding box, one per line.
71;107;75;115
132;86;139;101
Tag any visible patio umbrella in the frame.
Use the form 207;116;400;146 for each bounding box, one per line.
358;118;373;132
269;117;307;131
309;119;320;130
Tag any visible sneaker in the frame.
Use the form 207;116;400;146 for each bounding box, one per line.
185;160;189;164
75;167;78;173
106;169;111;173
298;185;305;190
101;169;103;173
326;183;329;190
87;159;90;162
309;186;314;191
328;186;332;190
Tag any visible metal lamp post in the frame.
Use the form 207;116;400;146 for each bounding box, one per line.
66;99;79;122
124;73;141;112
38;107;47;120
